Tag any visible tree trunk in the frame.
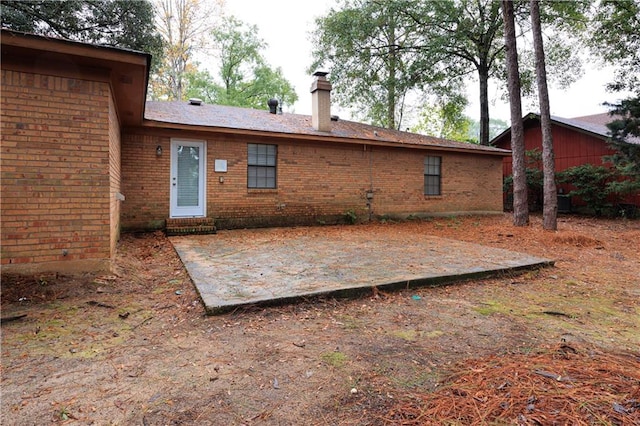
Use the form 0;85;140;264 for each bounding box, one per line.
501;0;528;226
387;19;398;129
386;72;397;130
530;0;558;230
478;62;490;146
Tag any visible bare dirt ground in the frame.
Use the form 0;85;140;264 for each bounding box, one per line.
1;214;639;425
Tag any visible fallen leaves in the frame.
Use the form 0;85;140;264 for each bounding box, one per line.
1;214;639;425
383;344;640;425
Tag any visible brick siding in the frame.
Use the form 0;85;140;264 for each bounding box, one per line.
108;92;122;255
1;69;113;273
121;130;503;230
120;132;170;230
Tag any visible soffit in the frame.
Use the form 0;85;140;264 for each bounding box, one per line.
1;30;150;127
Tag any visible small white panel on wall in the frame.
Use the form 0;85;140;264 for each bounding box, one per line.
214;159;228;172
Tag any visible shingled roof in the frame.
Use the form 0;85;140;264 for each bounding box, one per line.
491;112;640;145
570;113;640;145
144;101;510;156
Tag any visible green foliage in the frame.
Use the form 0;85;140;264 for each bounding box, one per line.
185;16;298;110
474;118;509;144
0;0;163;61
344;209;358;225
514;1;589;97
503;149;544;211
412;94;474;142
505;141;637;217
588;0;640;93
557;164;618;216
310;0;457;130
412;0;504;144
59;406;70;421
150;0;220;101
321;351;347;367
184;68;221;103
588;0;640;206
604;97;640;196
310;0;587;144
212;16;265;95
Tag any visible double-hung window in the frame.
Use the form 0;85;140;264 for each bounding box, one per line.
424;156;441;196
247;143;277;188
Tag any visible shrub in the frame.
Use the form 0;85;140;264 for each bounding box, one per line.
344;209;358;224
503;149;544;211
557;164;618;216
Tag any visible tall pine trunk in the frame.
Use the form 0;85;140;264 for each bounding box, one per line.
501;0;528;226
530;0;558;230
478;62;490;146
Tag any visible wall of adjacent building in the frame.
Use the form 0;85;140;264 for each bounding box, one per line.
497;122;640;208
1;68;114;273
121;129;504;231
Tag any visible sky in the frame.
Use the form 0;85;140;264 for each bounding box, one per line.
225;0;627;124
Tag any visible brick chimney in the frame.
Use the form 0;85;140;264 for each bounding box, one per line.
310;71;332;132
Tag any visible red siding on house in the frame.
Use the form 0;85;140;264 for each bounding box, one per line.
1;69;113;273
121;129;504;230
495;120;640;206
498;123;616;175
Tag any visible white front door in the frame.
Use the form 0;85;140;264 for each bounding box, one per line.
170;139;206;217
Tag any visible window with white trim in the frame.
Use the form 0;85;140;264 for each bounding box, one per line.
424;156;441;196
247;143;277;188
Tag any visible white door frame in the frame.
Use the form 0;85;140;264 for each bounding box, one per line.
170;139;206;218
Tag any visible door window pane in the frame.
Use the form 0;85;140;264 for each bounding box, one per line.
177;146;200;206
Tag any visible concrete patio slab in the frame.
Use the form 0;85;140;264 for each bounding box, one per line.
169;226;554;315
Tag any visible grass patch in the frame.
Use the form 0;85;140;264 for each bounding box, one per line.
473;300;505;316
390;329;417;341
389;329;444;341
446;216;463;229
390;365;440;389
336;315;362;330
321;351;348;367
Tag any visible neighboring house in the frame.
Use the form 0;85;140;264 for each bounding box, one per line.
1;30;510;274
491;112;640;210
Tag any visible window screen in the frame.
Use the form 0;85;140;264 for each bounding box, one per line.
248;144;277;188
424;156;441;196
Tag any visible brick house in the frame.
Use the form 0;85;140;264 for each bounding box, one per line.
1;30;509;274
1;30;149;274
491;112;640;210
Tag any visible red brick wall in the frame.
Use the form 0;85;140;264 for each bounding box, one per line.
1;69;113;273
120;133;170;230
121;130;504;230
108;91;121;255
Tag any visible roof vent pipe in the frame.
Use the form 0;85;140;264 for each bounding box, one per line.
268;98;279;114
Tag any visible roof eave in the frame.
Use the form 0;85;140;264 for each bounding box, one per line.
141;120;511;156
1;29;150;127
489;112;625;147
